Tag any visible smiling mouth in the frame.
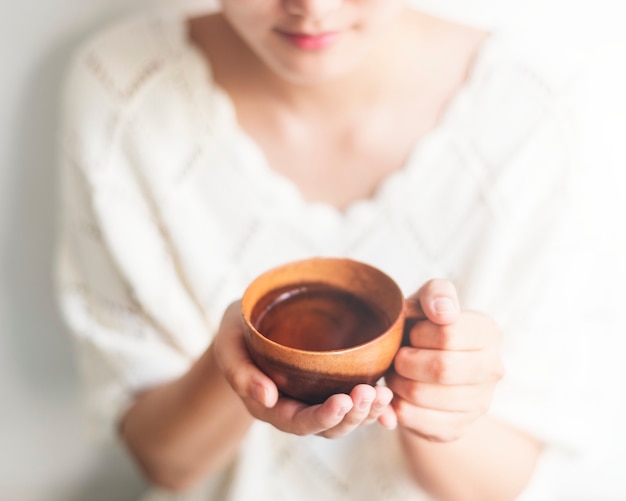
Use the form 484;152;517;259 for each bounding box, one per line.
274;29;341;50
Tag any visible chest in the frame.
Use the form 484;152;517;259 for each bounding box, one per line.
235;102;442;211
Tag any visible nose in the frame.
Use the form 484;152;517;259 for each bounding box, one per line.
282;0;342;19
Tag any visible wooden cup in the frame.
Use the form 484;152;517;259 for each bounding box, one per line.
241;257;407;404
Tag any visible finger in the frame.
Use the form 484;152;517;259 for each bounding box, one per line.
319;385;377;438
318;385;394;438
392;396;473;442
393;346;503;385
408;312;500;351
346;385;393;427
215;302;279;408
377;405;398;430
406;279;460;326
386;372;491;413
367;385;394;423
365;385;395;428
249;393;354;436
292;393;355;435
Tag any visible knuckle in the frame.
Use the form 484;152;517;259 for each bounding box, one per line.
422;278;438;292
427;278;457;299
430;354;452;383
427;278;450;291
393;347;413;376
482;353;505;382
393;399;412;427
225;367;244;393
408;327;422;349
384;371;399;391
438;324;457;350
408;383;425;406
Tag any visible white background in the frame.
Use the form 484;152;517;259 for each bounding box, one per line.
1;1;625;500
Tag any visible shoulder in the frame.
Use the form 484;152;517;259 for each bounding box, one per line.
471;30;583;100
61;8;228;172
61;9;183;167
63;10;183;116
454;33;586;220
461;32;583;163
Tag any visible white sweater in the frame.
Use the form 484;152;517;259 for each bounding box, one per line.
56;7;622;500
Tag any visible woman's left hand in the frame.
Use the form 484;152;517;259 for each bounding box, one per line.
212;302;396;440
385;279;505;441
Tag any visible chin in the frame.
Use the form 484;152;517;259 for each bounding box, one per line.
261;45;370;87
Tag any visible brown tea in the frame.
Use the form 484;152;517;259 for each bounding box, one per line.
251;282;390;351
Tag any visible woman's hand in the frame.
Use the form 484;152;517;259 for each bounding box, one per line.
213;302;396;439
386;279;505;441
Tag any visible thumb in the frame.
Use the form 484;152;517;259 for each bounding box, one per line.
406;278;460;326
214;302;279;408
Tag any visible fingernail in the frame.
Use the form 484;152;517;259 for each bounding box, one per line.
252;383;267;406
433;298;456;315
385;419;398;430
373;400;388;412
359;399;373;411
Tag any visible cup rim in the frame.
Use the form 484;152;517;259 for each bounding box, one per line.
241;257;406;356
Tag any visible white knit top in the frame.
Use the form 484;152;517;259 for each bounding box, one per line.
56;7;620;501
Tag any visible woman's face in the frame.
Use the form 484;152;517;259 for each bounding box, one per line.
219;0;407;85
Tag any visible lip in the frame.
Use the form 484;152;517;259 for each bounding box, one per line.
275;30;341;50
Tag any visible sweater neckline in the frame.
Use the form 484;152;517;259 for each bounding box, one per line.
171;9;499;220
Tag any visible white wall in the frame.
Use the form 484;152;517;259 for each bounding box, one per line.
0;1;624;500
0;2;152;499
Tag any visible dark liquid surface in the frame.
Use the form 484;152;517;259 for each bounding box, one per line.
252;282;390;351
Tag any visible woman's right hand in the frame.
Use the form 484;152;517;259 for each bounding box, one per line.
212;302;397;439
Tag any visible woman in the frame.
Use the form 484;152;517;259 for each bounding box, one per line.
57;1;608;500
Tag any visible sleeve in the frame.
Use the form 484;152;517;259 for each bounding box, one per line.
54;27;211;442
461;58;626;463
437;49;626;501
